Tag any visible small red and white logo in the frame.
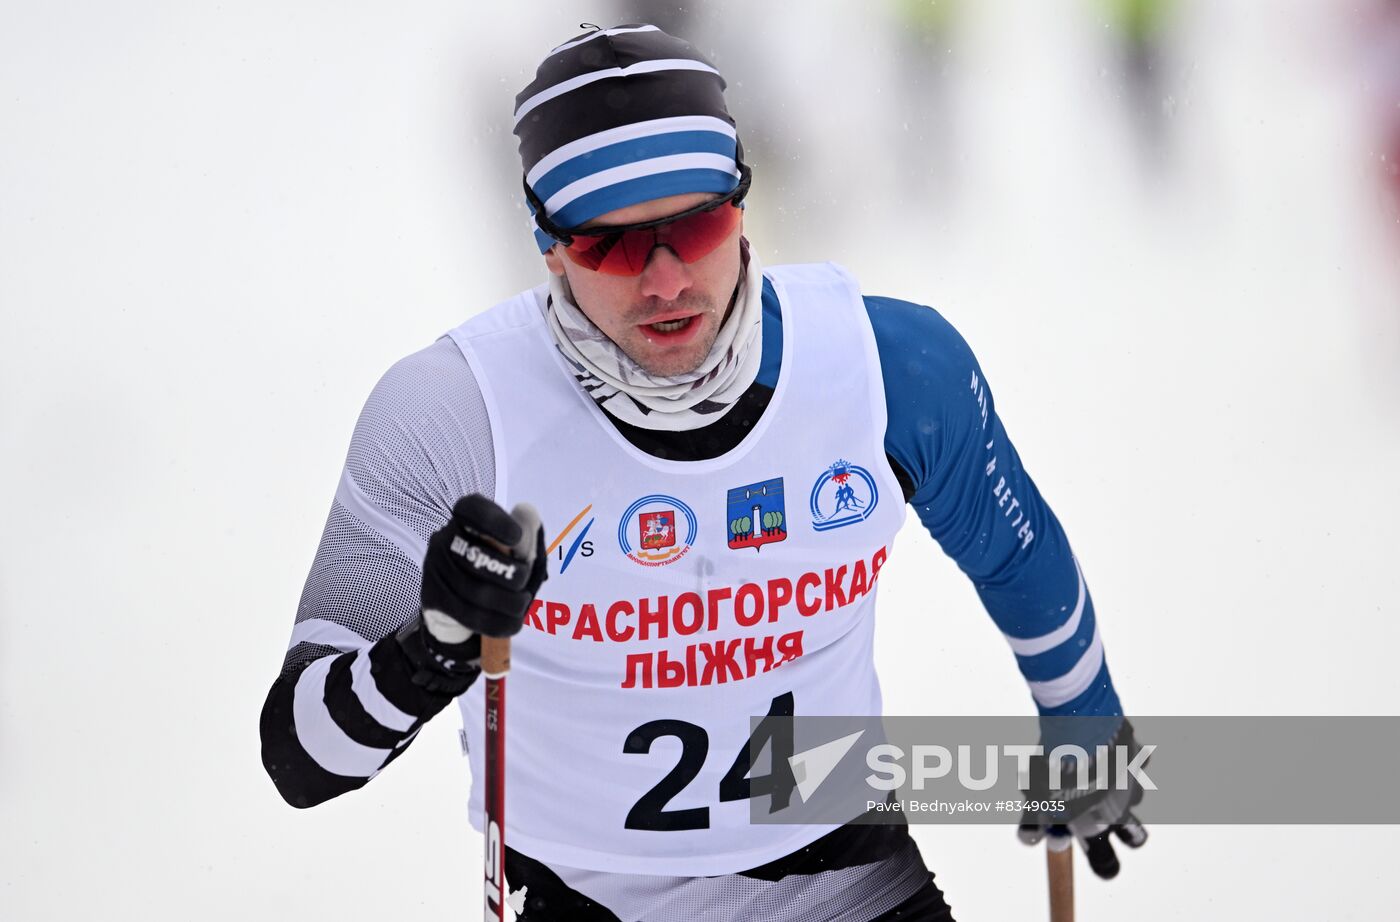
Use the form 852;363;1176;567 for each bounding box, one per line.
618;494;696;566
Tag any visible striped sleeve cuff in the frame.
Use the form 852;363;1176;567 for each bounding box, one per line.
292;655;400;778
998;559;1120;716
288;629;464;779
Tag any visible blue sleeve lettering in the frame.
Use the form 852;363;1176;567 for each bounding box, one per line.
865;295;1122;718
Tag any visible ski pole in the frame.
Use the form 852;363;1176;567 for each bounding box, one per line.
1047;833;1074;922
482;634;510;921
480;502;540;922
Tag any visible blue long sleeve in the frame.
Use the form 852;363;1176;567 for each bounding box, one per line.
865;296;1122;718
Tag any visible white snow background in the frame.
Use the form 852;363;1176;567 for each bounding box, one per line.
2;1;1397;919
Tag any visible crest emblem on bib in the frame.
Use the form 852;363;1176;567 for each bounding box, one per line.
726;477;787;552
810;459;879;531
618;494;696;566
639;510;675;551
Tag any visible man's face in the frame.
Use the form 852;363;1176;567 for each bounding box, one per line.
543;192;743;377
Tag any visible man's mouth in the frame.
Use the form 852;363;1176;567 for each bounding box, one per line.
648;316;694;333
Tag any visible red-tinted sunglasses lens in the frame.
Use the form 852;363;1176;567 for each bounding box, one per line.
563;202;742;276
562;228;656;275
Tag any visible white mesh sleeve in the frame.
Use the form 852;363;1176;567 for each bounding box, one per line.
283;336;496;674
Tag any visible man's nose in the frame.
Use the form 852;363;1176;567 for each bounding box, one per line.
638;245;689;302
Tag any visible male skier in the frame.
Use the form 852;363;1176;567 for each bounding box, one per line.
260;23;1144;921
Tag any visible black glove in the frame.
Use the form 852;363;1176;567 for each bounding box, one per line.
1018;718;1149;879
396;494;547;693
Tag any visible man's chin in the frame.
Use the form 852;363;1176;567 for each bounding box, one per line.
625;343;709;377
634;352;707;377
626;331;717;378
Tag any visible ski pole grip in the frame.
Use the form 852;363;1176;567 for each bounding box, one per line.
474;520;524;679
481;635;511;679
1047;835;1074;922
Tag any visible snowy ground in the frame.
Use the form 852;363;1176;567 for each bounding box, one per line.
2;1;1397;919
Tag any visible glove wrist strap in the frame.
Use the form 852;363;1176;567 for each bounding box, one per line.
394;614;481;696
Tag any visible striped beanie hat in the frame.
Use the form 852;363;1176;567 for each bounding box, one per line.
513;23;743;253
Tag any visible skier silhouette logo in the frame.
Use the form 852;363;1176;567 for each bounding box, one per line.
810;459;879;532
832;482;863;514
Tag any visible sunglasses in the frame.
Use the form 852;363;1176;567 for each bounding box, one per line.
525;161;752;277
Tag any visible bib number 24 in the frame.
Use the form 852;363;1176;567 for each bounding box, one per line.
623;692;796;831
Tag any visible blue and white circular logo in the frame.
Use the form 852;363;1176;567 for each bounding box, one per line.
809;459;879;531
618;494;698;566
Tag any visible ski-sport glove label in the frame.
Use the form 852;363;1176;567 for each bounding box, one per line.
421;494;548;640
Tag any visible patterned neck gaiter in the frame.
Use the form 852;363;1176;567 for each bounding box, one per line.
544;241;764;432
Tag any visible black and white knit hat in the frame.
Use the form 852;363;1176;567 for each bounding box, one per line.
513;23;743;253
